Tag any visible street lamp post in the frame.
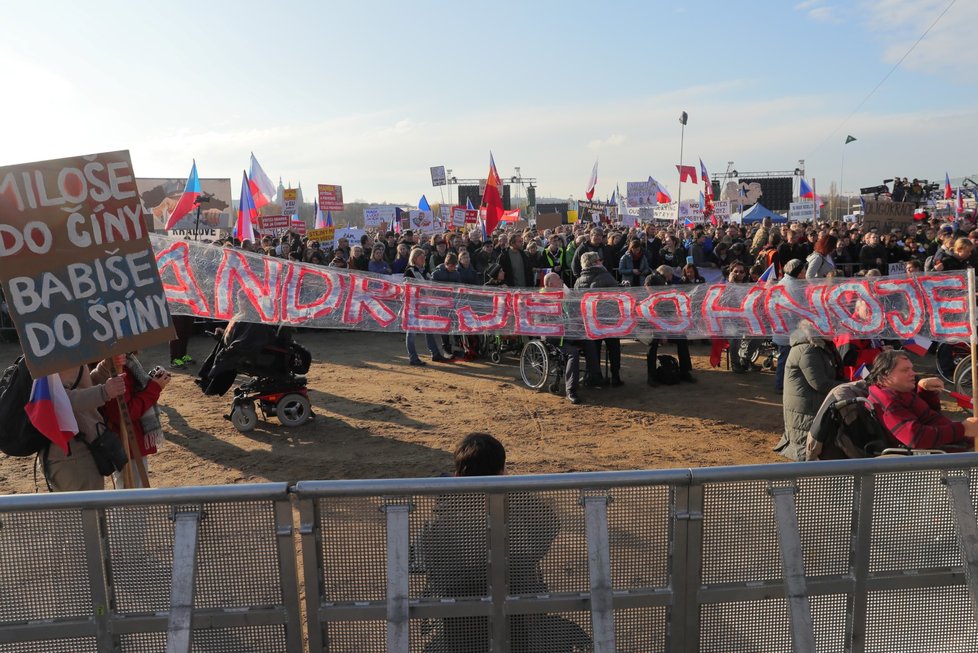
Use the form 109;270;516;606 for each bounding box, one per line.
677;111;688;223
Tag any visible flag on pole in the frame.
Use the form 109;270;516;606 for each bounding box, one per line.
757;263;776;285
466;197;474;210
164;160;201;230
481;151;505;236
902;334;932;356
957;187;964;215
854;363;871;380
651;177;672;203
845;135;857;144
677;165;698;184
585;159;599;200
700;159;712;198
248;153;276;209
799;177;815;199
419;195;431;212
25;374;78;454
314;199;327;229
610;184;618;206
943;173;953;200
236;171;258;243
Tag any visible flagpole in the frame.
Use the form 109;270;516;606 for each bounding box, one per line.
839;146;846;221
677;111;687;224
969;267;977;449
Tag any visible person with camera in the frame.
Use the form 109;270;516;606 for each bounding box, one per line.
94;354;172;488
43;361;128;492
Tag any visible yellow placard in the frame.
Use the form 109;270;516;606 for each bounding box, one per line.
567;210;578;223
308;227;335;242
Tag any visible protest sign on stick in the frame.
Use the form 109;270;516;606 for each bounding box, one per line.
0;151;175;376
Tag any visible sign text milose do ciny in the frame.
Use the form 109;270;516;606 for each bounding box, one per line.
0;150;174;376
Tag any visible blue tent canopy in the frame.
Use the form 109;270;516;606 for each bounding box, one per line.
732;202;788;224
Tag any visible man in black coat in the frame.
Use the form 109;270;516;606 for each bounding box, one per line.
498;233;535;287
570;228;621;279
644;266;696;385
574;251;623;386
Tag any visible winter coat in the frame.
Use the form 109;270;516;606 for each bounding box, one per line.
775;325;841;461
618;251;651;284
574;264;618;289
771;275;805;347
805;252;835;279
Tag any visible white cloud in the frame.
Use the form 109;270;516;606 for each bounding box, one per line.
862;0;978;75
794;1;842;22
588;134;626;149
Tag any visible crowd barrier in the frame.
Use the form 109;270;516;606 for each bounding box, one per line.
1;454;977;652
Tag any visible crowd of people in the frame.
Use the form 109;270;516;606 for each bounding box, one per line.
28;207;978;493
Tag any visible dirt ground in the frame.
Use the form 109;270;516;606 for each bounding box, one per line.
0;331;852;495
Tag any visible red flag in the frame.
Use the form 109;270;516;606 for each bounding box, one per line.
709;338;729;368
677;165;698;184
949;391;973;411
481;152;505;236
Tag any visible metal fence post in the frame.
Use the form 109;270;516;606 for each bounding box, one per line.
81;508;116;653
297;497;326;653
166;507;202;653
768;484;816;653
944;473;978;625
670;481;703;653
846;474;875;653
488;493;509;653
582;491;616;653
384;501;412;653
273;498;304;653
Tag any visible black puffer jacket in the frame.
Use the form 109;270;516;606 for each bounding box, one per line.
574;264;618;289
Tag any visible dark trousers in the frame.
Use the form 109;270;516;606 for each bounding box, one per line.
169;315;195;359
647;338;691;381
583;339;620;380
561;343;580;396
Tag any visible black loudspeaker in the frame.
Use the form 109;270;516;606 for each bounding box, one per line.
458;184;512;210
738;177;793;212
526;186;536;207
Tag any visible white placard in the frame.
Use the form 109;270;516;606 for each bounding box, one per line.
363;205;397;229
333;227;365;247
713;201;731;222
409;210;434;233
789;201;816;222
430;165;447;187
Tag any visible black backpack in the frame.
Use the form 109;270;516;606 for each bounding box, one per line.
654;355;682;385
0;356;49;457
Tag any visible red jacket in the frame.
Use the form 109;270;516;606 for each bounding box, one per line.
868;385;970;450
101;374;163;457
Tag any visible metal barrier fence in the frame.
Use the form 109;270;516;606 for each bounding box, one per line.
1;454;978;652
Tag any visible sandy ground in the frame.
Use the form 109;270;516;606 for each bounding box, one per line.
0;330;801;495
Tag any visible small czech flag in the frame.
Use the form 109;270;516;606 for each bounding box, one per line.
855;363;870;380
902;334;932;357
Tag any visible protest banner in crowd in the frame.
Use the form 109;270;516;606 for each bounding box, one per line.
0;152;175;376
318;184;344;211
152;234;970;342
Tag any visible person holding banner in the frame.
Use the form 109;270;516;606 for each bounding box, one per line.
404;248;453;365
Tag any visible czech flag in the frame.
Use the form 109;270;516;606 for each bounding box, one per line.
235;171;258;243
314;200;326;229
902;334;932;357
700;159;712;198
25;374;78;454
944;173;953;200
248;153;277;209
854;363;870;380
799;177;815;200
757;263;776;285
651;177;672;204
164;160;201;230
585;159;598;200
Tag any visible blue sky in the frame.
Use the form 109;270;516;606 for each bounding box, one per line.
0;0;974;204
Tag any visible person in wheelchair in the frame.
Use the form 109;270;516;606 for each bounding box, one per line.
195;316;310;397
865;350;978;452
543;272;582;404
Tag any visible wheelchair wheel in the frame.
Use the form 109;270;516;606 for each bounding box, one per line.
520;340;550;390
276;393;312;427
761;355;775;371
231;403;258;432
936;343;969;384
953;355;973;398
